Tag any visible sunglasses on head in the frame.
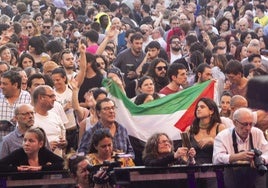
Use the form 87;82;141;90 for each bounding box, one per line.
155;66;167;71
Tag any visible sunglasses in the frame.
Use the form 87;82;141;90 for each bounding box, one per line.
155;66;167;71
26;26;32;29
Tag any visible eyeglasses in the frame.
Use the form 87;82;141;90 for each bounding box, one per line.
235;119;254;127
18;111;34;116
43;26;51;29
42;94;56;98
101;106;116;111
155;66;167;71
69;152;85;160
26;26;32;29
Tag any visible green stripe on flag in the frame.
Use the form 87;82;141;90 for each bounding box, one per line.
103;79;213;115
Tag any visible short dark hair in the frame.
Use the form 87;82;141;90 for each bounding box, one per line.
95;98;115;112
51;67;68;84
195;63;211;82
225;60;243;75
27;73;45;89
145;41;160;51
248;54;261;63
83;29;99;43
88;128;113;153
130;33;143;43
167;63;186;81
1;70;22;89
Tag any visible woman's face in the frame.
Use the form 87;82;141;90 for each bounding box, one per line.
95;137;113;160
23;132;43;155
0;48;12;62
259;37;266;49
76;159;90;186
157;135;172;154
230;44;237;55
19;70;28;90
244;34;252;45
43;11;51;19
96;57;106;70
240;46;248;59
220;95;231;113
26;23;34;36
196;101;213;119
22;57;34;69
139;78;155;95
257;28;264;37
220;20;229;31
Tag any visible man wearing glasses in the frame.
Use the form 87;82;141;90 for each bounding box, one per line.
213;108;268;188
78;98;134;158
0;104;34;159
33;85;67;157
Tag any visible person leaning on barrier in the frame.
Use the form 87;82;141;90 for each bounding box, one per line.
142;132;196;166
0;127;63;172
213;108;268;188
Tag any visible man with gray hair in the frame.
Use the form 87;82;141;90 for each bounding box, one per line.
0;104;34;159
213;107;268;188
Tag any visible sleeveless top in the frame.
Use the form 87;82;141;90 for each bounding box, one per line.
190;123;220;164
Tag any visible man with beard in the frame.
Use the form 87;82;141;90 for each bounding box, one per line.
59;49;77;80
169;35;183;64
114;33;145;98
146;58;169;92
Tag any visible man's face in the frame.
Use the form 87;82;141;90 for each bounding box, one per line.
170;38;181;52
147;48;160;60
155;62;167;78
198;67;212;82
52;26;64;38
204;20;213;32
98;101;116;124
0;77;18;98
131;38;143;55
32;1;40;12
28;78;45;94
173;69;187;86
170;19;179;29
234;112;254;141
247;46;259;57
251;57;262;68
61;52;75;70
196;16;204;29
15;105;35;129
42;22;52;35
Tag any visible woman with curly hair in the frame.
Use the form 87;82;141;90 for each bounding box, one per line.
215;17;231;36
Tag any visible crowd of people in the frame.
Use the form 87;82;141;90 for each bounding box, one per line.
1;0;268;187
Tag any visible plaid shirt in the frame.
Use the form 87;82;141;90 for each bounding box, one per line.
0;90;31;121
78;121;135;158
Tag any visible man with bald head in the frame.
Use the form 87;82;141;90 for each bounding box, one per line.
33;85;67;157
0;104;35;159
213;108;268;188
221;95;249;128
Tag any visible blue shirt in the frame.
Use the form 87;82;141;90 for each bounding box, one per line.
78;121;135;158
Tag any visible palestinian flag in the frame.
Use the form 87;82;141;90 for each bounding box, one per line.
103;79;216;164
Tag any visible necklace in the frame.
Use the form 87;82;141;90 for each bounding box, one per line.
199;123;210;129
